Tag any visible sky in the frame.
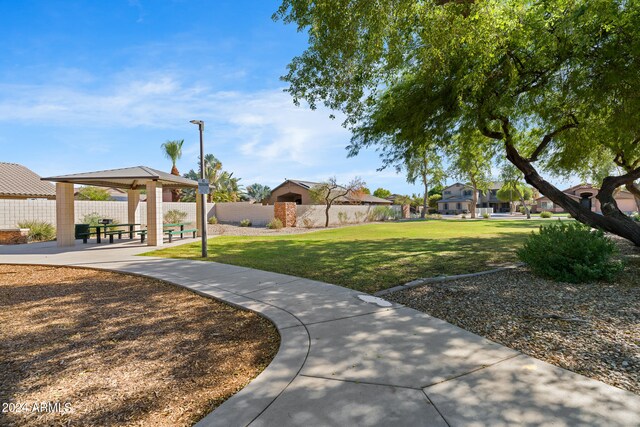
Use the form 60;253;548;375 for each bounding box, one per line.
0;1;576;195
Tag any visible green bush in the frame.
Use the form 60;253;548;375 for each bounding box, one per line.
337;211;349;225
208;216;218;224
267;218;283;229
482;212;490;219
81;212;103;226
368;206;399;222
630;212;639;222
239;219;252;227
517;222;623;283
539;211;552;218
164;209;188;224
18;220;56;242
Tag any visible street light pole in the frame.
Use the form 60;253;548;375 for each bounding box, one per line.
190;120;208;257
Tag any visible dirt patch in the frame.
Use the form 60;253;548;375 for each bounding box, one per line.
0;265;280;426
388;239;640;394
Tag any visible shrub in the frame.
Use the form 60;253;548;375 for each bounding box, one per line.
539;211;552;218
425;213;442;219
164;209;188;224
239;219;252;227
354;211;366;223
630;212;640;222
267;218;283;229
482;212;490;219
461;214;467;219
517;222;623;283
368;206;399;222
337;211;349;225
302;217;315;228
208;216;218;224
81;212;103;226
18;220;56;242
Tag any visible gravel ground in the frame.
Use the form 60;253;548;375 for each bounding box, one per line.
387;238;640;394
0;265;279;426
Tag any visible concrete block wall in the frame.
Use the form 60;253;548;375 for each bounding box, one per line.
0;200;215;227
214;202;274;226
297;205;401;227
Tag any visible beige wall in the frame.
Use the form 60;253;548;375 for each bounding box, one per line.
297;205;400;227
0;199;215;228
215;202;274;226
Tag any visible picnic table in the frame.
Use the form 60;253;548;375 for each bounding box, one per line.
163;222;197;242
80;223;142;244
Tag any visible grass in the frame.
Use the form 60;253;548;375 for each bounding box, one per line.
145;220;553;294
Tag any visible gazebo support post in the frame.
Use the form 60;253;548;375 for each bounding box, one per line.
146;181;163;246
127;189;141;225
56;182;75;247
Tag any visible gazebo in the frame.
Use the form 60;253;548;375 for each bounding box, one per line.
42;166;202;247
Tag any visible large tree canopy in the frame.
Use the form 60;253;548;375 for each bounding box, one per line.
276;0;640;244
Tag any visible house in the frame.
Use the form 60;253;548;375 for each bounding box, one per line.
534;184;637;214
268;179;393;205
0;162;56;200
437;182;511;214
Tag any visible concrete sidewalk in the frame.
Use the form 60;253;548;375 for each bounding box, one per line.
1;240;638;426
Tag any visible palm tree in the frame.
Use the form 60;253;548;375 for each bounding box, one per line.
161;139;184;201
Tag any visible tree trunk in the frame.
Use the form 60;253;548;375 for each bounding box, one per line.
421;183;428;219
325;204;330;227
520;194;531;219
626;182;640;211
504;142;640;246
470;182;478;218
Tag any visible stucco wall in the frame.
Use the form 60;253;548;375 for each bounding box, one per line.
214;202;274;226
296;205;400;227
0;199;215;227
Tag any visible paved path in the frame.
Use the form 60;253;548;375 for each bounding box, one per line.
1;240;639;426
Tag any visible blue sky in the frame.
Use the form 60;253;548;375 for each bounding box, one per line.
0;1;575;195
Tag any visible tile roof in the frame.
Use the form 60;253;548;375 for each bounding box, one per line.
0;162;56;198
42;166;198;189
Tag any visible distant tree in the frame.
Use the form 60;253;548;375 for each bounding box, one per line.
246;183;272;203
499;164;534;218
181;169;199;202
428;194;442;209
497;184;534;217
393;195;411;206
161;139;184;201
404;147;446;218
310;177;365;227
373;188;391;199
77;186;111;201
447;132;495;218
428;185;444;198
361;187;371;195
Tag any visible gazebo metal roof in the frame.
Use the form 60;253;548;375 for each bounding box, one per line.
42;166;198;190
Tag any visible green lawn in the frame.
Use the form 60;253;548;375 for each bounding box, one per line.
144;220;551;293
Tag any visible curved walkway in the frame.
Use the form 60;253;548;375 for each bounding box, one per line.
1;240;639;426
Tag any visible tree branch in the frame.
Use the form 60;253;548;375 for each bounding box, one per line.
527;121;578;162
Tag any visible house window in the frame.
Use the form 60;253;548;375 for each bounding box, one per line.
457;203;461;210
462;190;472;196
491;189;497;195
541;201;553;210
444;191;451;195
444;203;449;210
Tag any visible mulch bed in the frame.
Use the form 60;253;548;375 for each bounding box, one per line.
387;238;639;394
0;265;280;426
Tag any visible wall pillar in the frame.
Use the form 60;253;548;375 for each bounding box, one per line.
56;182;75;247
274;202;296;227
127;189;141;224
402;204;411;219
196;194;203;237
146;181;163;246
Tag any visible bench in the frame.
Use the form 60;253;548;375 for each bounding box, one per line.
166;228;197;242
105;229;125;243
78;231;101;244
135;228;197;243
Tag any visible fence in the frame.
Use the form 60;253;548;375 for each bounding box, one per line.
0;199;401;228
0;199;215;228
